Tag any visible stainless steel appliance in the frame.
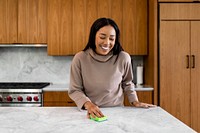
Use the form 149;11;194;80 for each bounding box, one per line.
0;82;50;107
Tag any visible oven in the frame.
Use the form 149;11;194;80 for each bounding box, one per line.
0;82;50;107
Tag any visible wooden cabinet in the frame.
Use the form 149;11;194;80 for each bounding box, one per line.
18;0;47;43
124;91;153;106
159;0;196;2
0;0;47;44
122;0;147;55
43;91;76;106
47;0;147;55
0;0;18;43
159;3;200;132
47;0;73;55
44;91;152;107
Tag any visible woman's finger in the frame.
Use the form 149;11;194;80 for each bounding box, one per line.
94;110;104;118
139;103;156;108
88;112;96;118
132;101;156;108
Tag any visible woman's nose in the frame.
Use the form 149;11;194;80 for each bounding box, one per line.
104;38;110;44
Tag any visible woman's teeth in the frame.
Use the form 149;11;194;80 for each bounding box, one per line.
101;46;109;50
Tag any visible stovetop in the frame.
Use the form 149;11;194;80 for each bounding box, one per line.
0;82;50;89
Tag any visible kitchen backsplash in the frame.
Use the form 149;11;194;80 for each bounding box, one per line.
0;47;143;85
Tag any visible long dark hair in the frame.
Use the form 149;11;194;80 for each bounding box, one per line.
83;18;123;56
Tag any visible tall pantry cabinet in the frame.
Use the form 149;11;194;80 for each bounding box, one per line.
159;3;200;132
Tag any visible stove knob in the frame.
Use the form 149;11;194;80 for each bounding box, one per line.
26;96;32;101
7;96;13;101
17;96;23;101
33;96;39;101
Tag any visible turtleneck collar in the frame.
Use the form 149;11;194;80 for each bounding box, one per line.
87;48;114;62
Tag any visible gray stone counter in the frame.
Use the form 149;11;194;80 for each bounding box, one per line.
43;84;153;91
0;107;196;133
42;83;69;91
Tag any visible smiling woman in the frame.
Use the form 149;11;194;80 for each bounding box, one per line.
68;18;155;119
95;25;116;55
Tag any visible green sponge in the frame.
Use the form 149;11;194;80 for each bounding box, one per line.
90;115;108;122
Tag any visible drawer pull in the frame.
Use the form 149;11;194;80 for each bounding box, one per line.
67;101;74;103
186;55;190;69
191;55;195;68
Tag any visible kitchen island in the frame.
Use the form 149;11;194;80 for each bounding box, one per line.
0;107;196;133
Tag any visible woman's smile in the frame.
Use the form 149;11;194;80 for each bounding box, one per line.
101;46;109;50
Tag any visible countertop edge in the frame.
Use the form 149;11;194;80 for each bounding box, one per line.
43;84;154;91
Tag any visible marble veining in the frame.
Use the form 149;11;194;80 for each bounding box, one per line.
0;107;196;133
0;47;73;85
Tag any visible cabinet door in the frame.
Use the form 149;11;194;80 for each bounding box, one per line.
18;0;47;43
123;0;147;55
72;0;87;54
159;0;194;2
191;21;200;132
48;0;73;55
0;0;18;43
160;21;191;126
43;91;76;106
160;3;200;20
124;91;153;106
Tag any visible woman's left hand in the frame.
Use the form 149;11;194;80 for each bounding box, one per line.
131;101;156;108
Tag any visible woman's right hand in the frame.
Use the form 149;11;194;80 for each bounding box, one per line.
84;101;104;118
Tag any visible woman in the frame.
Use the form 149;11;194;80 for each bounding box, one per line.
68;18;155;118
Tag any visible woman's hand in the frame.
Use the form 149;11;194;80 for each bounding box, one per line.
131;101;156;108
84;101;104;118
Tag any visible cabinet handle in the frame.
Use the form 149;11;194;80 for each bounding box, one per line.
186;55;190;69
193;0;200;3
191;55;195;68
67;101;74;104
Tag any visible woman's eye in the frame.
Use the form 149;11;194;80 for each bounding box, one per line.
110;38;115;41
100;37;106;39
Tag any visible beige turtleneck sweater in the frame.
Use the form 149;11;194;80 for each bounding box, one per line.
68;49;138;110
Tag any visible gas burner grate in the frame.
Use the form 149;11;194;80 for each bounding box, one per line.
0;82;50;89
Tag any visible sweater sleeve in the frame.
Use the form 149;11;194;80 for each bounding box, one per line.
121;53;139;103
68;53;91;110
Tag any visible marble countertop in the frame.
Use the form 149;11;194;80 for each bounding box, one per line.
43;83;69;91
0;107;196;133
43;84;153;91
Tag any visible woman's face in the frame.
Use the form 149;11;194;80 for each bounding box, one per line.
95;25;116;55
